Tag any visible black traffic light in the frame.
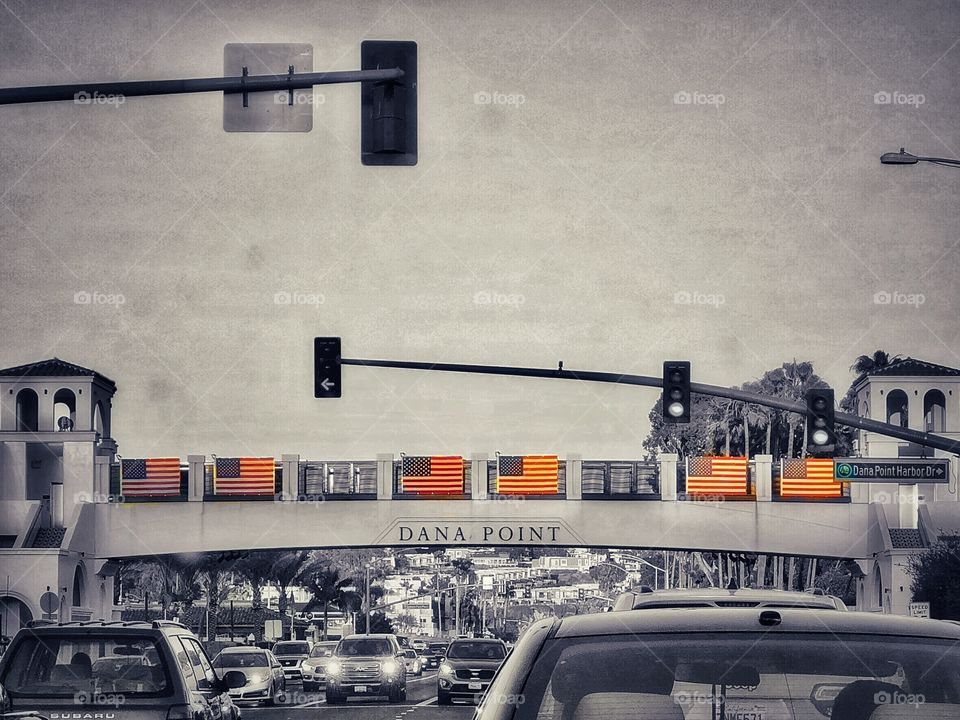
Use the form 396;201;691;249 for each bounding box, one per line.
577;588;585;601
805;388;836;454
314;337;342;398
662;361;691;423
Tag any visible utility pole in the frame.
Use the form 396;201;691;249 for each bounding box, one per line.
365;565;371;635
455;581;460;637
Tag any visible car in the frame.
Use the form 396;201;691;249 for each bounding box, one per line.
0;620;246;720
411;639;428;651
422;641;448;669
270;640;311;682
612;586;847;612
437;637;507;706
325;634;407;704
402;649;423;676
300;640;338;692
472;607;960;720
212;646;286;705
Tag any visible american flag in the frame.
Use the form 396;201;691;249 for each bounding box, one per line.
214;457;276;496
781;458;841;497
120;458;182;497
686;456;749;495
401;456;464;494
497;455;559;495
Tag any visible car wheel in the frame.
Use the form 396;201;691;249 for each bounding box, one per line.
399;686;407;702
437;690;451;706
388;686;402;703
275;682;286;705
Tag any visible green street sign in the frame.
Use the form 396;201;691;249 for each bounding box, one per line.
834;458;950;483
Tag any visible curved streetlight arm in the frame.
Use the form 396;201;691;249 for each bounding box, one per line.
0;68;405;105
342;357;960;455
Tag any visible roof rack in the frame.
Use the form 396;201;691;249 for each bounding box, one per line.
152;620;188;630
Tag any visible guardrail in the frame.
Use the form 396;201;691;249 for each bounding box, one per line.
581;460;659;498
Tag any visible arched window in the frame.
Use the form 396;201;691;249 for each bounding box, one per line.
0;595;34;634
886;390;909;428
16;388;39;432
72;565;85;607
924;390;946;433
53;388;76;431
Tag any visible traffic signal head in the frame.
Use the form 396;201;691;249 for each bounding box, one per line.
314;337;342;398
805;388;835;454
662;361;691;423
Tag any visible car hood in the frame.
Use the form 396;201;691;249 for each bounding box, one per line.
444;657;504;668
335;655;392;663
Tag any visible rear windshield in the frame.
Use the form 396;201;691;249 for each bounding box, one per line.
337;639;393;656
447;641;506;659
509;632;960;719
213;652;268;668
272;642;310;655
1;635;170;697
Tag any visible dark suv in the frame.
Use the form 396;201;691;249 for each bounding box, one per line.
422;642;448;670
0;620;246;720
437;638;507;705
473;608;960;719
325;634;406;704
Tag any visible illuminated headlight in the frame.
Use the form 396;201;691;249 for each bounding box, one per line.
327;661;341;676
248;673;266;683
382;659;399;676
439;663;454;676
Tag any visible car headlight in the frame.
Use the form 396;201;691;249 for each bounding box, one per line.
302;662;316;672
382;659;399;676
248;673;265;683
326;661;341;676
439;663;454;676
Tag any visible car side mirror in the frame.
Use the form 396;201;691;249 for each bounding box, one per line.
221;671;247;689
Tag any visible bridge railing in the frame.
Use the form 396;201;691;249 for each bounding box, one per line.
581;460;660;498
300;460;378;498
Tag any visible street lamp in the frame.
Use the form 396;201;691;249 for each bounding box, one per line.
880;148;960;167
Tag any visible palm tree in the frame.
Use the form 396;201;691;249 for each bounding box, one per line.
236;552;281;643
850;350;901;378
304;567;355;640
271;550;312;619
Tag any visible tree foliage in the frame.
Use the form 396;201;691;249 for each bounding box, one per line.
909;532;960;620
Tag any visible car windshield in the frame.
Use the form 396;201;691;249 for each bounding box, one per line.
0;635;170;697
337;639;393;656
273;642;310;655
509;633;960;719
213;652;268;668
429;644;448;653
310;644;337;658
404;650;418;658
448;641;506;659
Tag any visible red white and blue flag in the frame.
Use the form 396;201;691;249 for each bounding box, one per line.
120;458;182;497
686;456;749;495
401;456;465;494
781;458;841;497
497;455;559;495
214;457;276;496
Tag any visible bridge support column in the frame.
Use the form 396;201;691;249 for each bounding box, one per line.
94;455;111;500
658;453;678;501
566;454;581;499
282;454;299;500
754;454;772;501
471;454;488;499
187;454;205;501
377;453;394;499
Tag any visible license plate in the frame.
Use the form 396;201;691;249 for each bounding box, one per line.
354;685;367;693
468;681;482;690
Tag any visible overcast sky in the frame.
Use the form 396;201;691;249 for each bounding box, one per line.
1;0;958;459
